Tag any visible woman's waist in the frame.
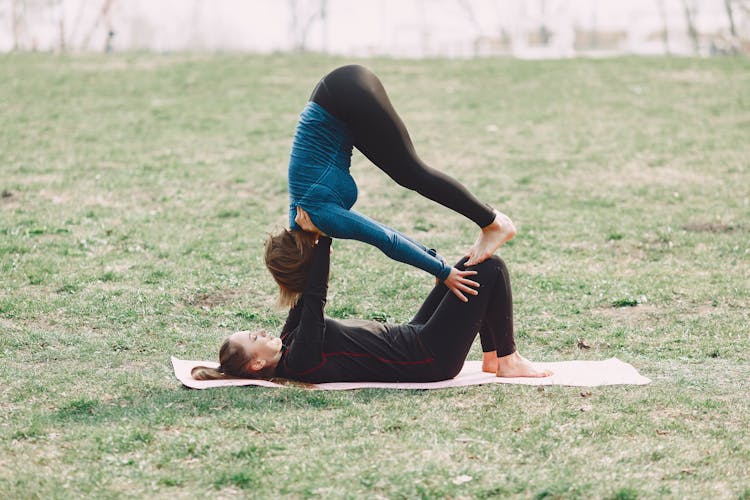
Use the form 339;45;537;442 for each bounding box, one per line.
289;147;352;175
289;166;358;208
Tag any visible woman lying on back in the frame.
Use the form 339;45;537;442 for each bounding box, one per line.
192;210;549;383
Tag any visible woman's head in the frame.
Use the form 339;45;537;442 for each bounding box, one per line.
264;228;317;307
191;330;283;380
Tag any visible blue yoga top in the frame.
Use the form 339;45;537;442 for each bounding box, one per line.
287;102;452;280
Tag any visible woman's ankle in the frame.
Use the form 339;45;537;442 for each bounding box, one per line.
481;351;498;373
497;351;521;366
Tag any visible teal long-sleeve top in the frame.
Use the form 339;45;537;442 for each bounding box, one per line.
287;101;451;280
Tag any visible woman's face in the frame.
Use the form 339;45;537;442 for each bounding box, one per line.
229;330;282;368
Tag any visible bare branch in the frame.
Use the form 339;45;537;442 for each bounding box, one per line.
81;0;115;51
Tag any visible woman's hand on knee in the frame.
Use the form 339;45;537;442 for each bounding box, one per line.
443;267;479;302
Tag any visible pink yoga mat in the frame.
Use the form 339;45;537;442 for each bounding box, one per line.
171;357;651;390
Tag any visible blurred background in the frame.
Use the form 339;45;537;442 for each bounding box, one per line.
2;0;749;58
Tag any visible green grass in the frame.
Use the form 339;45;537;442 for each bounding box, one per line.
1;53;749;498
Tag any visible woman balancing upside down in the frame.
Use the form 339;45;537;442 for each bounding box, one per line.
193;212;551;383
265;64;516;306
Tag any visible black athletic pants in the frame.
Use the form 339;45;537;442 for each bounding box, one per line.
309;64;496;228
411;255;516;379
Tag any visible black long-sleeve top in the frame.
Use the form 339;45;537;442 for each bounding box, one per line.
274;237;441;383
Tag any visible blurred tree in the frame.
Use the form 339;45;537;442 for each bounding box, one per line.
738;0;750;49
288;0;327;52
681;0;700;53
724;0;737;37
11;0;26;51
456;0;482;55
67;0;91;50
655;0;670;54
81;0;115;52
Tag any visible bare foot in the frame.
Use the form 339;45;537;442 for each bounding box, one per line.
465;210;516;266
496;351;552;378
481;351;498;373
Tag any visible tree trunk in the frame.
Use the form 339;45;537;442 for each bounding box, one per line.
319;0;327;53
59;18;66;53
724;0;737;37
81;0;115;51
655;0;670;55
456;0;482;56
681;0;699;54
11;0;25;51
288;0;300;51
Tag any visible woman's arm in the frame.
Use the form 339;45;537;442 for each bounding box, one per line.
306;204;451;279
280;300;303;341
282;236;332;374
301;205;479;302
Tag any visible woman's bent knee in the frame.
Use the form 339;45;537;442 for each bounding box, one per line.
471;254;506;273
489;254;507;271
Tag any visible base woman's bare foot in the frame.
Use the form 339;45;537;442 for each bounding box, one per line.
481;351;498;373
465;210;516;266
496;351;552;378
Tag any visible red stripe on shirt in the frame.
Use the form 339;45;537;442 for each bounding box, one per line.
284;349;434;377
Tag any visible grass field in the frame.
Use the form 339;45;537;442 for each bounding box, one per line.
1;53;749;498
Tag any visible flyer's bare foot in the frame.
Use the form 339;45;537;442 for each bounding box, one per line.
465;210;516;266
496;351;552;378
481;351;498;373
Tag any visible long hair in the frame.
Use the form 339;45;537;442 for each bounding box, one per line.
264;228;317;308
191;337;276;381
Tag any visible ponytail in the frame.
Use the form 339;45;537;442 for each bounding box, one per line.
191;365;227;380
190;363;276;381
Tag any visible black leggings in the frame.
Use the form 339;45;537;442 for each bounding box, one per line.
310;65;496;229
411;255;516;379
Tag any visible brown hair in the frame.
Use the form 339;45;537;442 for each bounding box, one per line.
264;228;318;308
191;337;276;381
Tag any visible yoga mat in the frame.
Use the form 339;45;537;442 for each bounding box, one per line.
171;357;650;390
